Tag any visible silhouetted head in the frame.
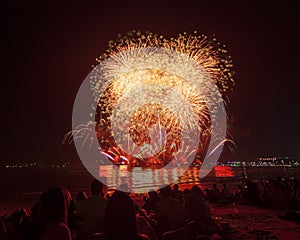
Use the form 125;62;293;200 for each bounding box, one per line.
173;184;179;190
38;187;70;224
183;188;191;196
76;191;87;201
21;188;70;240
191;185;205;198
90;180;103;196
223;183;227;188
104;191;137;240
158;185;172;200
105;193;111;200
213;184;217;188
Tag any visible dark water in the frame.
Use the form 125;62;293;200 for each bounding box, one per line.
1;166;299;197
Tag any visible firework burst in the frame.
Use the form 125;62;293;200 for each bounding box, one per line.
68;31;234;168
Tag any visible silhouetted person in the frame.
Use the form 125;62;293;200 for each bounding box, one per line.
30;192;46;221
186;186;218;232
172;184;183;202
155;186;185;238
211;184;222;203
78;180;107;238
6;208;29;239
143;190;160;214
105;193;110;200
67;194;76;235
191;185;206;199
74;191;87;217
20;187;71;240
271;181;285;209
182;188;192;212
233;185;243;204
205;189;214;203
291;179;300;209
242;181;261;206
221;184;231;202
92;191;150;240
185;187;209;222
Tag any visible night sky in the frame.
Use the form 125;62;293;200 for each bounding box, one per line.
2;1;300;165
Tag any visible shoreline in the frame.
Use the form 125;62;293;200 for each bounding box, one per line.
1;166;299;238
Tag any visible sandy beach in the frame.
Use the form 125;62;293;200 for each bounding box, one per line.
1;196;299;240
211;205;300;239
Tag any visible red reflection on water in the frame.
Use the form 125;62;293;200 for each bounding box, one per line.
214;166;234;177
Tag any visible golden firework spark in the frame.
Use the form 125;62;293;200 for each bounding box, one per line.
66;31;234;167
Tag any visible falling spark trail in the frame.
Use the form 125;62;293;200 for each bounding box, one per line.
65;31;234;167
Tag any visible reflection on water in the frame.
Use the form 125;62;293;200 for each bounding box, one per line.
2;166;300;196
214;166;234;177
98;165;236;193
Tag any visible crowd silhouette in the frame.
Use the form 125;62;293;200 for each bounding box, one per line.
0;176;299;240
